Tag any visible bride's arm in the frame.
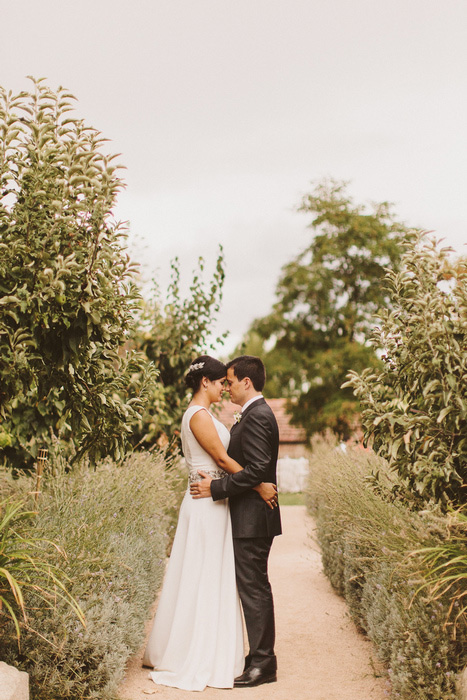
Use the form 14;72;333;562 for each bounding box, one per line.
190;411;277;506
190;411;242;474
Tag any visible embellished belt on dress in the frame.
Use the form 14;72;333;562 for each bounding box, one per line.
188;468;226;484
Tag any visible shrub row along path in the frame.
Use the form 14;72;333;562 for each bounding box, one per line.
118;505;387;700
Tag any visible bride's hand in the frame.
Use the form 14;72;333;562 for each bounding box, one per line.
254;482;278;509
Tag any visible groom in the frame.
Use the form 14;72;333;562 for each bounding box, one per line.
190;355;282;688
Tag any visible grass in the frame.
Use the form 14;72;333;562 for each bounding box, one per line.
278;491;306;506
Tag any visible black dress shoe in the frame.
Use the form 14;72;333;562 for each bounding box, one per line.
234;667;277;688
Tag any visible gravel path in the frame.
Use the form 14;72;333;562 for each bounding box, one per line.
118;505;388;700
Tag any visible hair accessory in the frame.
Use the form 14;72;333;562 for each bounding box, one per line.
189;361;205;372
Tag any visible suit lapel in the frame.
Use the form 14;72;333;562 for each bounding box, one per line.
240;396;266;421
229;397;265;441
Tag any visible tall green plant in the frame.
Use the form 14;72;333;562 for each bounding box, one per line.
0;498;85;642
410;511;467;630
0;78;155;468
131;250;226;449
344;233;467;508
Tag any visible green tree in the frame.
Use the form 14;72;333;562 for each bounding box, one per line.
344;233;467;509
130;251;226;450
0;79;155;468
245;180;406;439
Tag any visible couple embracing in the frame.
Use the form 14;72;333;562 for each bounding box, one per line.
143;354;282;691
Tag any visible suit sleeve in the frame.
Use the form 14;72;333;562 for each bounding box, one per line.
211;411;273;501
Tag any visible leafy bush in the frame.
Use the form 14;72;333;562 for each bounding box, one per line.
0;450;184;699
0;78;155;469
344;233;467;509
131;251;226;450
307;438;467;699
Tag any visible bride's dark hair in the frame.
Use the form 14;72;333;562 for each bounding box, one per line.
185;355;226;392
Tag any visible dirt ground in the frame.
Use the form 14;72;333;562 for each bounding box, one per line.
118;506;388;700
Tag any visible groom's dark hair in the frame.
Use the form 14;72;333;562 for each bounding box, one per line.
226;355;266;392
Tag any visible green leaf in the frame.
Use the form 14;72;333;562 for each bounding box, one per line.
437;406;453;423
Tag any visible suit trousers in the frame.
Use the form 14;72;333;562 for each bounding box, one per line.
233;536;277;673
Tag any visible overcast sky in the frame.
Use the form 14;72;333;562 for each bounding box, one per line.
3;0;467;353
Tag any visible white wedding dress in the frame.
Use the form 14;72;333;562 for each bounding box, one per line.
143;405;244;691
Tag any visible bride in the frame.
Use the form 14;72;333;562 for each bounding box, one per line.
143;355;277;691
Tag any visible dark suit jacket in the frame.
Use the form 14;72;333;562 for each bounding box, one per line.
211;398;282;538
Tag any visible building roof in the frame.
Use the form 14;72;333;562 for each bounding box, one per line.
214;397;307;444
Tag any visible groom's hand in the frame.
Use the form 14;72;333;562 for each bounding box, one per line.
190;471;213;498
